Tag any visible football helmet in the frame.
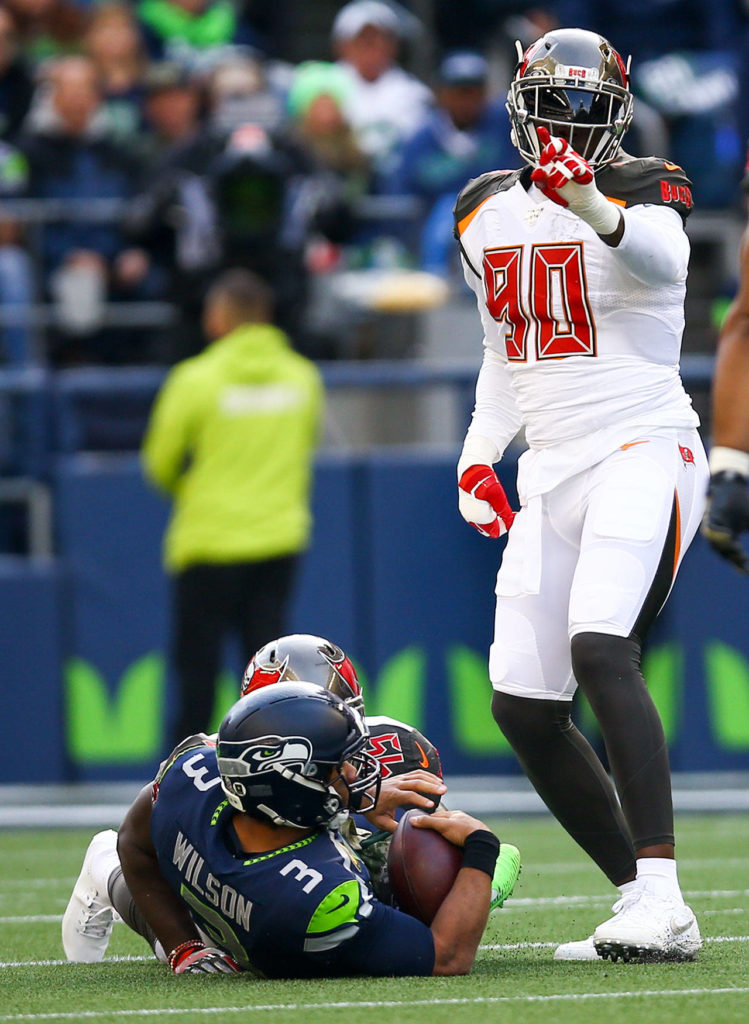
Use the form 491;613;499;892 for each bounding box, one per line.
366;715;443;812
216;681;380;829
241;634;363;711
507;28;633;168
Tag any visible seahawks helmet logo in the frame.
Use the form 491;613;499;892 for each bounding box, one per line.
217;735;314;780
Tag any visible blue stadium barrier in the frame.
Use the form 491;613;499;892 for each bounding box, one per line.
0;557;65;781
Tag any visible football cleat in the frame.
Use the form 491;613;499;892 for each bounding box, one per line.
62;829;120;962
553;935;601;961
593;889;702;962
490;843;522;911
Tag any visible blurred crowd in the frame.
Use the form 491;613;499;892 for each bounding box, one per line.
0;0;747;367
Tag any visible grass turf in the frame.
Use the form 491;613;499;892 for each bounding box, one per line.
1;814;748;1024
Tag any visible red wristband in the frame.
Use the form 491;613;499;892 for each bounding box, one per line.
168;940;204;971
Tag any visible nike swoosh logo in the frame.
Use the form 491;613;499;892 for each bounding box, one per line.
414;741;430;769
329;893;349;914
620;440;651;450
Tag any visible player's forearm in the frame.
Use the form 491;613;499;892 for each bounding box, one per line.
120;843;199;954
467;348;523;458
118;787;199;954
712;313;749;454
429;867;491;975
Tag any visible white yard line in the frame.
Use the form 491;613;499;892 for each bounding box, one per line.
2;988;749;1021
3;936;749;969
4;888;749;924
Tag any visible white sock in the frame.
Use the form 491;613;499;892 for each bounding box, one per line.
617;879;639;898
635;857;683;901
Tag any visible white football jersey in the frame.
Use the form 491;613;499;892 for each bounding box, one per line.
456;157;700;467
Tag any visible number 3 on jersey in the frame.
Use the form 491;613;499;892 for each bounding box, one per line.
484;243;596;360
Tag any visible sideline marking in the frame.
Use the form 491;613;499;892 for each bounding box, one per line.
2;988;749;1020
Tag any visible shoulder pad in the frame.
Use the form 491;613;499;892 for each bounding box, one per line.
453;166;528;237
153;732;214;787
596;153;694;221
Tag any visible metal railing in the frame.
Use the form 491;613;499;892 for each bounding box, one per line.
0;195;739;359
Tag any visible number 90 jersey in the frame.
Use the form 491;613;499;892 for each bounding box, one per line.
453;156;700;455
150;742;435;978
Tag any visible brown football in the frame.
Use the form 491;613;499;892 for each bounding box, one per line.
387;808;463;924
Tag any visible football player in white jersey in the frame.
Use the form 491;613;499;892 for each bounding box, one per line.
701;216;749;571
454;28;707;963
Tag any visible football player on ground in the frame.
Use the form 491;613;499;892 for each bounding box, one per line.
71;683;505;977
62;634;521;967
701;216;749;571
454;28;705;962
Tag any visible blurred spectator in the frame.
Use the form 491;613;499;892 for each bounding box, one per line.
331;0;433;178
204;49;285;134
287;60;371;195
18;55;150;363
141;268;323;742
385;50;516;274
0;5;34;140
127;47;355;361
559;0;745;209
138;59;203;167
83;3;146;143
4;0;88;66
136;0;248;67
0;139;35;364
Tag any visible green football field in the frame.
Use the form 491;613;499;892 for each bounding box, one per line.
1;814;748;1024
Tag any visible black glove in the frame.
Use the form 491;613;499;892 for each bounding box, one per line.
702;471;749;573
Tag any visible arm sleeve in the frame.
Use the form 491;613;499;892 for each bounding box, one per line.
140;367;196;494
460;260;524;458
615;204;690;286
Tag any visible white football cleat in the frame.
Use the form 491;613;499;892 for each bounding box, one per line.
553;935;601;961
62;829;120;962
593;889;702;962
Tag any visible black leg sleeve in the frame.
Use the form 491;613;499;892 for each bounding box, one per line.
570;632;675;850
492;689;636;885
108;865;160;956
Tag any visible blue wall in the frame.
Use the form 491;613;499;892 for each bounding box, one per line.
1;450;748;783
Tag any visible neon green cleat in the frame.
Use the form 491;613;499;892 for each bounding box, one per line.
490;843;521;911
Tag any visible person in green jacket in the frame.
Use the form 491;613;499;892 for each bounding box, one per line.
142;267;324;743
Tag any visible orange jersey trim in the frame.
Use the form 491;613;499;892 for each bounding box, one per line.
672;492;682;578
457;195;493;236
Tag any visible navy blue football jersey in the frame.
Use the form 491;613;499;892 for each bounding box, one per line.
149;742;435;978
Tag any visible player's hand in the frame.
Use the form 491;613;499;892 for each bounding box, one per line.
458;463;515;538
410;808;492;847
530;126;594;206
363;770;447;833
168;940;241;974
702;471;749;574
530;126;621;237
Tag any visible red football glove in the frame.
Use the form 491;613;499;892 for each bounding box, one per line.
168;940;241;975
530;126;593;207
458;464;516;539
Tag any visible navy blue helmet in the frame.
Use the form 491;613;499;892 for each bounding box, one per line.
217;682;380;830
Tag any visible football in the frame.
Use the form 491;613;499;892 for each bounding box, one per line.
387;808;463;924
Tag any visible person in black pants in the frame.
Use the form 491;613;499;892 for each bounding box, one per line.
141;269;324;743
